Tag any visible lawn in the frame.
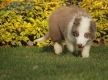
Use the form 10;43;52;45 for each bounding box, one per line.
0;46;108;80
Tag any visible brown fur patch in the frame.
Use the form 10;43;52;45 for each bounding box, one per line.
89;20;97;39
72;31;79;37
84;32;91;38
71;18;81;35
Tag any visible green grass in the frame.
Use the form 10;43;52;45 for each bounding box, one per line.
0;46;108;80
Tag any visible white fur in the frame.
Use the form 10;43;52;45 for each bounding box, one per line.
82;40;92;58
67;17;76;43
76;17;91;46
66;16;92;58
54;42;63;54
65;38;74;52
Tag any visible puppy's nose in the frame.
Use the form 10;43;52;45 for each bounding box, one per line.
78;44;83;47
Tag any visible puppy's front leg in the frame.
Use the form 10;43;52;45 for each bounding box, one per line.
81;41;92;58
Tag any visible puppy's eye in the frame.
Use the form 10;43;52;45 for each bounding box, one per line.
84;33;90;38
72;31;79;37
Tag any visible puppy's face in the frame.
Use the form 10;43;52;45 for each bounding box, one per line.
72;17;96;48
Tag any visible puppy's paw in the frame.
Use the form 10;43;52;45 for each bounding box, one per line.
54;42;62;54
82;52;89;58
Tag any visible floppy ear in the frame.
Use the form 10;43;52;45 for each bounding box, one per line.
90;20;97;39
90;20;97;32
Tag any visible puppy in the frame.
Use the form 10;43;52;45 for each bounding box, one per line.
36;6;96;58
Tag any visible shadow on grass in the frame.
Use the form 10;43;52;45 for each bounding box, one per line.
73;50;82;57
41;45;54;53
41;45;81;57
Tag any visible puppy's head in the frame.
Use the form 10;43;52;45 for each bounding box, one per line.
72;17;96;49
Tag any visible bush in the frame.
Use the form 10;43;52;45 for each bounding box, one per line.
0;0;108;47
0;1;66;47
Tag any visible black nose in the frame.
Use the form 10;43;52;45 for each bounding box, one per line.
78;44;82;48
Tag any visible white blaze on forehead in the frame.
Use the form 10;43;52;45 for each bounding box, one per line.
76;17;91;46
78;17;91;32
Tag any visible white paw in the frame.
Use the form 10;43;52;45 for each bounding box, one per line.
55;50;62;54
67;45;74;52
54;42;62;54
81;45;91;58
82;52;89;58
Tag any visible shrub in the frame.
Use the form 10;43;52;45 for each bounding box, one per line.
0;10;29;46
0;1;66;47
0;0;108;47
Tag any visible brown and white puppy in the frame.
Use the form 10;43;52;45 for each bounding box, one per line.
36;6;96;58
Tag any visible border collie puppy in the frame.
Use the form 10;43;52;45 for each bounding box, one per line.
36;6;97;58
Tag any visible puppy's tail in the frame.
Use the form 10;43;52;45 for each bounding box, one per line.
36;31;50;42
